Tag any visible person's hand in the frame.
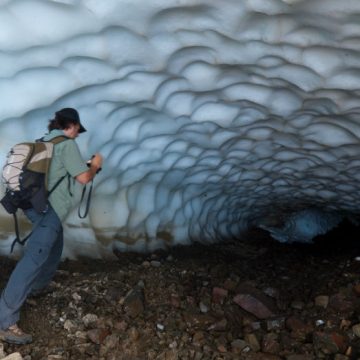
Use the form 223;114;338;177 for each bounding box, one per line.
91;153;103;172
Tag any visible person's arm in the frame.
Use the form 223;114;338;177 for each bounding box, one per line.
75;153;103;185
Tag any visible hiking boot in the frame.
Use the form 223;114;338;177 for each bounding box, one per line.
0;324;32;344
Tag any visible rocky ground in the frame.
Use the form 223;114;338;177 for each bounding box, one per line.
1;224;360;360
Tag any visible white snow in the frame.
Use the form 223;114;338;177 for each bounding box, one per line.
0;0;360;258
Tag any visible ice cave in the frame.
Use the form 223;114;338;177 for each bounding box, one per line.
0;0;359;258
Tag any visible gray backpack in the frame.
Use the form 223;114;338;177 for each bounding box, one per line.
1;135;69;251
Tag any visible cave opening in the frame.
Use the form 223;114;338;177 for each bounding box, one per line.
295;218;360;258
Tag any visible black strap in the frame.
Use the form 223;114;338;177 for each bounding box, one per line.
49;174;67;196
78;180;93;219
77;167;102;219
10;213;32;253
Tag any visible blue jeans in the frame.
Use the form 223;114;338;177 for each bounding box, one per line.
0;206;63;330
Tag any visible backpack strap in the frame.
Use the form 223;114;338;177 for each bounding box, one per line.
36;135;70;144
10;212;34;253
49;135;70;145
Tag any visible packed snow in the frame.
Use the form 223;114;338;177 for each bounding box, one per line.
0;0;360;258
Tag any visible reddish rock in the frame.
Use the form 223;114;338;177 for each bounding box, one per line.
329;293;354;314
192;331;205;347
123;286;145;318
313;331;349;355
212;287;228;304
286;316;313;340
233;284;277;319
262;333;281;354
87;328;111;345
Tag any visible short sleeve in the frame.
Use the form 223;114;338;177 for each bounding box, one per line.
61;140;88;178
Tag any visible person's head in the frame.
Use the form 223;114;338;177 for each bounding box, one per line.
48;108;86;139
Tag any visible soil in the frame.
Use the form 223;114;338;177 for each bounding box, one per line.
1;223;360;360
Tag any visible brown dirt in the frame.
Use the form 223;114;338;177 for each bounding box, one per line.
1;224;360;359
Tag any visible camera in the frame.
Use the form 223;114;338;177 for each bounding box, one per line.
86;155;96;167
87;155;102;173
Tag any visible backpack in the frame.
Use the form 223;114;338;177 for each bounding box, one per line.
0;135;69;251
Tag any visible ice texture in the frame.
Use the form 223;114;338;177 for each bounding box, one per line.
0;0;360;257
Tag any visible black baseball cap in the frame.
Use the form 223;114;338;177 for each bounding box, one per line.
55;108;87;133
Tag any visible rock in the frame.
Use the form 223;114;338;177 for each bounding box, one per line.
157;350;178;360
2;354;23;360
266;317;285;331
169;340;177;349
315;295;329;308
170;294;181;308
192;331;205;347
100;333;120;355
212;287;228;304
340;319;351;330
105;287;123;302
199;301;209;313
182;311;215;329
114;320;128;331
313;331;349;355
231;339;250;354
74;330;88;339
72;292;82;302
245;333;261;352
207;317;227;331
156;323;165;331
123;286;145;318
286;316;313;340
87;328;111;345
329;294;354;314
82;313;99;327
233;284;277;319
63;319;77;333
291;300;305;310
215;335;228;353
249;320;262;331
352;323;360;337
263;287;280;299
128;326;140;341
261;333;281;354
150;260;161;267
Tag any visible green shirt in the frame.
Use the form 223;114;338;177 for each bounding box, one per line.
43;130;88;221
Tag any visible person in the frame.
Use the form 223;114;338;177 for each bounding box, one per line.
0;108;103;344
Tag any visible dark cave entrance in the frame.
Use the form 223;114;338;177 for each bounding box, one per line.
302;218;360;258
